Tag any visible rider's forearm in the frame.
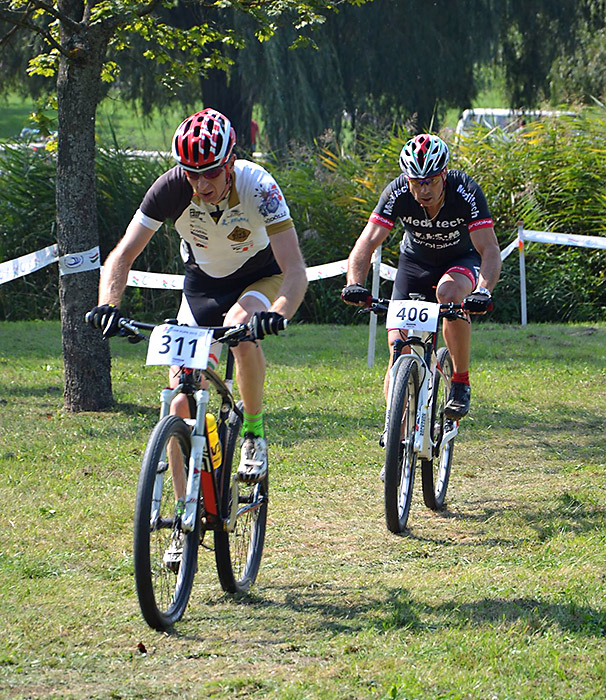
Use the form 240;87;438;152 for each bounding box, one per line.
98;249;132;306
98;221;155;307
269;265;308;319
346;246;372;286
346;222;388;285
477;247;502;292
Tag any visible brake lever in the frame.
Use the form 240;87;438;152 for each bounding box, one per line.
118;319;147;343
219;323;249;344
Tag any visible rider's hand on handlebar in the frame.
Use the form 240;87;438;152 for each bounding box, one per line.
341;283;372;306
463;288;494;314
249;311;286;340
85;304;122;338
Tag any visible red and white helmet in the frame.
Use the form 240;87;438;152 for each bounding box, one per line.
172;108;236;172
399;134;449;178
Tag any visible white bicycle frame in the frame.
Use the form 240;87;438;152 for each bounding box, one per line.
152;378;241;534
148;385;210;532
121;318;247;537
385;328;458;461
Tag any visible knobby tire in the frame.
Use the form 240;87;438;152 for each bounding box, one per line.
133;415;200;631
384;357;419;533
421;346;455;510
215;402;268;593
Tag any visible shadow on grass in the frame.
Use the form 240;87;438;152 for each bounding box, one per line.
263;406;385;447
0;382;62;399
470;398;606;436
413;492;606;544
171;583;385;640
113;401;159;419
166;583;606;642
378;588;606;638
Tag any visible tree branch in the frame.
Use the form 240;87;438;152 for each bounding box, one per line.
0;5;70;55
0;14;26;48
32;0;84;33
90;0;166;34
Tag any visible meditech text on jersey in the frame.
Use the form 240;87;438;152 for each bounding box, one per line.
455;184;480;219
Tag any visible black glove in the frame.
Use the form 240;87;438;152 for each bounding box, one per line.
85;304;122;338
463;288;494;314
249;311;286;340
341;283;371;305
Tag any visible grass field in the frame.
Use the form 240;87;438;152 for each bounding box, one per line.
0;320;605;699
0;92;184;151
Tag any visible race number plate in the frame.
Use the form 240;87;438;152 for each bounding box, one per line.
386;299;440;332
146;324;213;369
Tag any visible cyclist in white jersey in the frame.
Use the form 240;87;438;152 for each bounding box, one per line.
87;108;308;484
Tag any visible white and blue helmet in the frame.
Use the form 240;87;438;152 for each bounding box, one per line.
399;134;449;178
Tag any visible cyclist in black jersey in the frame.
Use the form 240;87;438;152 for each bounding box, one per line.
342;133;501;421
87;109;308;486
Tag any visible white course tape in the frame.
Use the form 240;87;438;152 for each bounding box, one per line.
305;259;348;281
379;263;397;281
58;247;101;276
500;237;519;261
0;244;100;284
0;243;58;285
2;228;603;288
123;259;352;288
127;269;184;290
521;229;606;249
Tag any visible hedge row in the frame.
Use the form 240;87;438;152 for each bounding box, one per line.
1;111;604;323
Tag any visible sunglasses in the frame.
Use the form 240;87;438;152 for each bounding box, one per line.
183;165;225;181
408;174;441;187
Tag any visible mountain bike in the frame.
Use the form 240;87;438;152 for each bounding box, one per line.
366;296;468;533
112;316;284;630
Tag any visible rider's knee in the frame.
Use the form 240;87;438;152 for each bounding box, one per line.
170;392;190;418
436;282;464;304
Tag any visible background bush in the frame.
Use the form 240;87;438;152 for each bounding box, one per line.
1;110;604;322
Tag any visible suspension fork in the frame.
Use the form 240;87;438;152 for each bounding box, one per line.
149;384;184;527
384;338;425;440
181;387;210;532
156;370;212;533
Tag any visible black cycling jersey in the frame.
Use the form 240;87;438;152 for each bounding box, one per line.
370;170;493;266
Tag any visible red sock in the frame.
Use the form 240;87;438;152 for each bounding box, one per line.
452;371;469;385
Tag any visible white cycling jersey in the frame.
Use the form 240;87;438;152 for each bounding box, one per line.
133;159;294;281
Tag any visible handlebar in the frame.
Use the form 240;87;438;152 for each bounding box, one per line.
112;316;288;345
362;297;470;323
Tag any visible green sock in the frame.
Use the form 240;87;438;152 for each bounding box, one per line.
242;411;264;438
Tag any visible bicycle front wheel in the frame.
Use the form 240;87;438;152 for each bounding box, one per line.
133;415;200;631
215;403;268;594
421;346;455;510
384;357;419;533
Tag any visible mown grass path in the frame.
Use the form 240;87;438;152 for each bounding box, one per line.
1;321;605;699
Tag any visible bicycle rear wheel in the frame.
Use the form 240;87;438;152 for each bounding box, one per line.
215;402;268;593
421;346;455;510
384;357;419;533
133;415;200;630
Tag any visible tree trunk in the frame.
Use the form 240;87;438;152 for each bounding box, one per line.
56;11;113;411
202;69;254;153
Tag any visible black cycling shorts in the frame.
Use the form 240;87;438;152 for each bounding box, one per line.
179;266;283;327
392;251;481;302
